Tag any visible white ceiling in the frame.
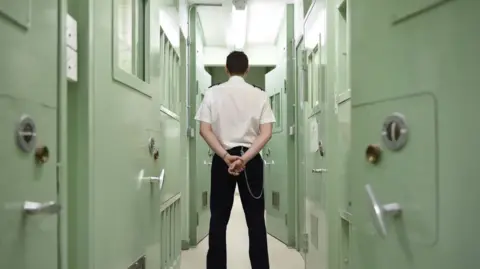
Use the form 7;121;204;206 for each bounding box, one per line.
197;0;286;47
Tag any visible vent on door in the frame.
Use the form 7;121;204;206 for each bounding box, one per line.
202;191;208;208
310;214;319;249
272;191;280;210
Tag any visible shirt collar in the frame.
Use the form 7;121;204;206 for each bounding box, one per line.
228;76;245;83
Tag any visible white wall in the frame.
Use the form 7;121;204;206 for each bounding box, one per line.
159;7;180;47
178;0;189;37
294;0;304;43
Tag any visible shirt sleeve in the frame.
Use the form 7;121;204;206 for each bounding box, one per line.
260;97;276;124
194;91;212;123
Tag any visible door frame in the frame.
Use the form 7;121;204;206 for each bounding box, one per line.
57;0;69;268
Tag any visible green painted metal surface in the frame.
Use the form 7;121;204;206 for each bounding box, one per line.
208;66;270;88
294;36;307;256
195;70;212;243
159;193;182;269
264;4;297;247
65;0;184;268
0;1;61;269
349;0;480;268
295;1;352;269
187;6;212;246
303;37;329;269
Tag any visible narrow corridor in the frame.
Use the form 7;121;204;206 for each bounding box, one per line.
180;192;304;269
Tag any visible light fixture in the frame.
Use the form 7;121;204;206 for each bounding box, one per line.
227;6;247;50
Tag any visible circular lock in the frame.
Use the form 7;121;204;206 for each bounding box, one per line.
381;113;408;151
16;115;37;153
153;148;159;160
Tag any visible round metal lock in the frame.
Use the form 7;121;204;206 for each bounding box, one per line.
381;113;408;151
207;148;214;157
16;115;37;153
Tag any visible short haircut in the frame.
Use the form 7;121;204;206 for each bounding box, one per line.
226;51;249;75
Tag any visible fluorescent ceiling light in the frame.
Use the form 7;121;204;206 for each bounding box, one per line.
227;6;247;49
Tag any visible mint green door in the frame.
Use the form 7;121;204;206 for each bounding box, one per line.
195;80;211;244
264;64;289;244
0;1;61;269
304;42;328;269
295;38;307;258
349;0;480;268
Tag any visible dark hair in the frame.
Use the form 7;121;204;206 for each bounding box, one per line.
226;51;249;75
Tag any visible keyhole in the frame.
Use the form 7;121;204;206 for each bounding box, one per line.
22;124;34;143
35;146;49;164
386;121;401;142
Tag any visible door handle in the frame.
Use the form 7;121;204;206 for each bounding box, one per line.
365;184;402;238
264;160;275;165
23;201;61;215
137;169;165;190
312;168;327;173
203;160;212;165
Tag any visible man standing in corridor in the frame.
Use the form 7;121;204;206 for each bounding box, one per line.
195;50;275;269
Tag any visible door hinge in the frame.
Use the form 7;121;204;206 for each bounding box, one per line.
187;37;191;46
303;233;309;253
284;79;287;93
285;214;288;226
196;212;199;226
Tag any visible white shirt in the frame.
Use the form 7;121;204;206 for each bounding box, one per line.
194;76;276;150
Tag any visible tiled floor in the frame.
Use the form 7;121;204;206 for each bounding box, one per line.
180;195;305;269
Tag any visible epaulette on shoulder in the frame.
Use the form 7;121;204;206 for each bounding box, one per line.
249;83;265;91
208;83;221;88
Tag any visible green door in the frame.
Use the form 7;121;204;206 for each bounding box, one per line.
0;1;61;269
304;42;328;269
194;81;211;244
264;65;289;244
349;0;479;268
295;38;307;258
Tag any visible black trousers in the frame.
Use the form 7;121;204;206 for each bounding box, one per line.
206;146;270;269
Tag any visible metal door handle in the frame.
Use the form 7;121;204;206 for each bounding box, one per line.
203;160;212;165
23;201;61;215
264;160;275;165
312;168;327;173
365;184;402;238
137;169;165;190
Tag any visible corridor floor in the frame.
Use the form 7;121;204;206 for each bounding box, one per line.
180;194;304;269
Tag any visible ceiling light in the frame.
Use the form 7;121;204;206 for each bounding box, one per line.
227;6;247;49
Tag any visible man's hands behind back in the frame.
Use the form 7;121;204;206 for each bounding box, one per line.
228;159;245;176
223;154;245;176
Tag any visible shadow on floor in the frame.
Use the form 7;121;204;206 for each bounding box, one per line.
180;196;305;269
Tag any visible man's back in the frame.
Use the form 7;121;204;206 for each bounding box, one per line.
195;50;273;269
198;76;275;150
